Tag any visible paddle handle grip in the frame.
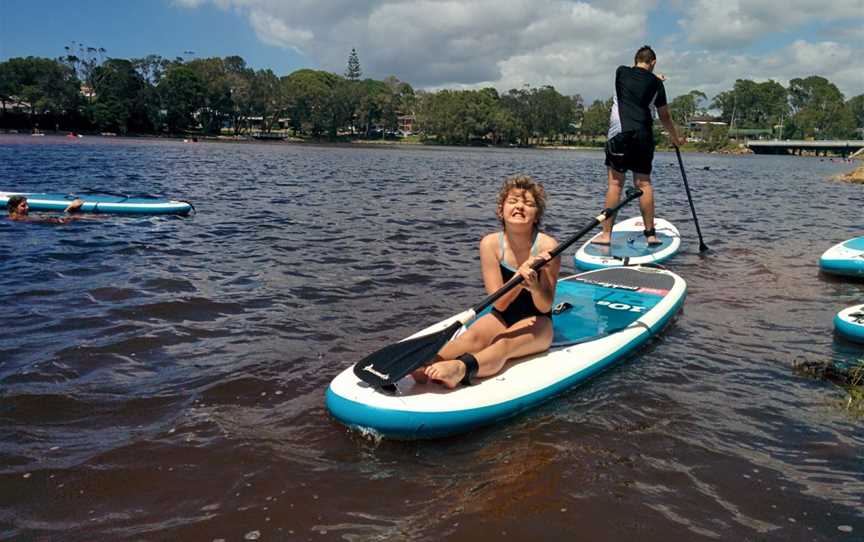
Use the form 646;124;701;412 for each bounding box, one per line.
471;188;643;314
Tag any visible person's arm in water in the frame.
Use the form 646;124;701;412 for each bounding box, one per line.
657;105;685;147
64;198;84;213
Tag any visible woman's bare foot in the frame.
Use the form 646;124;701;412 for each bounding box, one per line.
424;360;466;389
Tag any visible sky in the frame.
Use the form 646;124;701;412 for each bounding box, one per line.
1;0;862;103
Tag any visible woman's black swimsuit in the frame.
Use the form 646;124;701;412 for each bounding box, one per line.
491;231;552;327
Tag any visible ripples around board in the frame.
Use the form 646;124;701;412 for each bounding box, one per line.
0;135;861;540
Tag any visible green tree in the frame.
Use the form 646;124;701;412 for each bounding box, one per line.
382;75;416;128
670;90;707;128
500;87;533;145
0;57;80;124
712;79;788;137
787;75;850;139
845;94;864;135
345;48;362;81
282;69;349;138
252;68;286;133
158;64;206;133
131;54;171;86
415;89;499;145
696;125;730;151
581;98;612;141
567;94;584;143
91;58;154;134
223;57;256;135
60;42;106;106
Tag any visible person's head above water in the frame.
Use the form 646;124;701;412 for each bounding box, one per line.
7;195;28;216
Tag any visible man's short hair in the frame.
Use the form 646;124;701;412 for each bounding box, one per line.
634;45;656;65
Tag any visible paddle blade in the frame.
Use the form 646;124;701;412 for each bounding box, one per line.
353;321;464;387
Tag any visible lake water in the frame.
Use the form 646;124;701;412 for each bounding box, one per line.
1;134;862;540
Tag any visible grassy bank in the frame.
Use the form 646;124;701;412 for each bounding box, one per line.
794;358;864;416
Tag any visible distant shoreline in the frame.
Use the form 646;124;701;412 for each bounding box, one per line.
5;130;858;158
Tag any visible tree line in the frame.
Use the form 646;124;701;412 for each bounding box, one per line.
671;77;864;144
1;45;862;146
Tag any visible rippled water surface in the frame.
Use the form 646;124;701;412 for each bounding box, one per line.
1;134;862;540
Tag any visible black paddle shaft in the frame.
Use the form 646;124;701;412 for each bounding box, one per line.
469;187;643;315
674;146;708;252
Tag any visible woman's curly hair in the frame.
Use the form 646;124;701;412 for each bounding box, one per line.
495;175;547;228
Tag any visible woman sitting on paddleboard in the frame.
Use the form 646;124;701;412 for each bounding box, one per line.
413;175;561;388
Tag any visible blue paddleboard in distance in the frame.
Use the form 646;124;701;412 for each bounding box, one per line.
835;303;864;343
574;216;681;271
0;191;193;215
326;266;687;440
820;237;864;277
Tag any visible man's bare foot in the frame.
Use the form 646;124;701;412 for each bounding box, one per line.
591;234;611;245
424;360;466;389
646;235;662;246
410;367;429;384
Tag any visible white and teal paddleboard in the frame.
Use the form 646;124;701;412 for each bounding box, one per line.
835;304;864;343
574;216;681;271
820;237;864;278
1;191;193;215
326;266;687;440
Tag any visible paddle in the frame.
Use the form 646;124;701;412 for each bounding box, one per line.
353;187;645;388
673;146;709;253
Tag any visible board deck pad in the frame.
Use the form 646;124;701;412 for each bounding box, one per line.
581;230;676;259
574;216;681;270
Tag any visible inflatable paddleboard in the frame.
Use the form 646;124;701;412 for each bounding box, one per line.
574;216;680;271
820;237;864;278
0;191;193;215
326;266;687;439
835;304;864;343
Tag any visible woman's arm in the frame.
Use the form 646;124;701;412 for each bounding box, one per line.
479;234;522;311
518;234;560;313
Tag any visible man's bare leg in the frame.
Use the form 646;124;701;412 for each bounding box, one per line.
634;174;659;244
594;168;626;245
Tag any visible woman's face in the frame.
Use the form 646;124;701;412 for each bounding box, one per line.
500;189;538;226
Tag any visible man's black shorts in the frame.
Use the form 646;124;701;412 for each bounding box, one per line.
604;130;654;175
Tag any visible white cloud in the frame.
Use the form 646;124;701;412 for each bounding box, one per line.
248;10;314;51
180;0;651;97
660;40;863;103
677;0;864;48
172;0;208;8
177;0;864;102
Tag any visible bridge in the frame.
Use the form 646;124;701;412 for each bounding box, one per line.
747;140;864;157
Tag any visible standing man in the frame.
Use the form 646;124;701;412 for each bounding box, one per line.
594;45;684;246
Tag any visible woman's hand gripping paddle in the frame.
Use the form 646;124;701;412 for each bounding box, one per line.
353;188;645;388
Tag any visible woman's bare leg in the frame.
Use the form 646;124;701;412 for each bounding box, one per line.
425;315;553;388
